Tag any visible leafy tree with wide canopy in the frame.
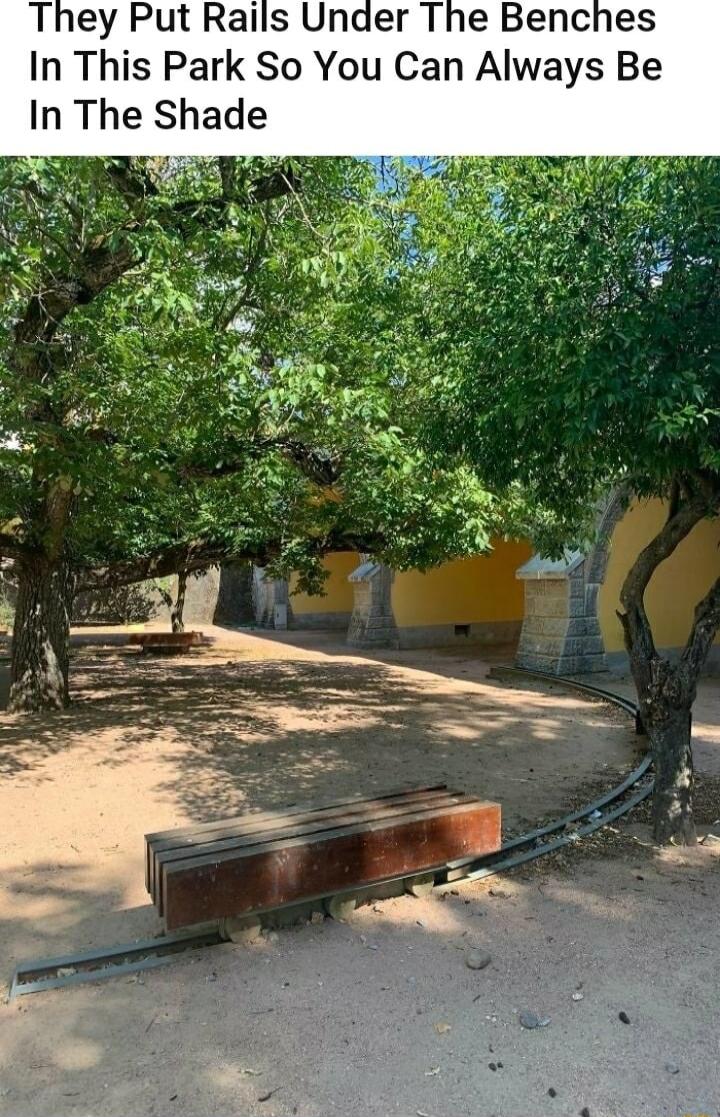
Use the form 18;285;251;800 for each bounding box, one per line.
408;155;720;845
0;155;494;714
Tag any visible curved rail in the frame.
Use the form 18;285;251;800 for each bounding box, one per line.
436;666;652;889
8;667;653;998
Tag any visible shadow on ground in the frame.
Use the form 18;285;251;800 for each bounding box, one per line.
0;649;638;825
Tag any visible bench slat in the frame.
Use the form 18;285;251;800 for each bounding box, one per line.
152;791;471;913
147;786;452;901
145;783;448;892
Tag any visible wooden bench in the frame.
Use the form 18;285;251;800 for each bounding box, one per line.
145;785;501;930
128;631;209;655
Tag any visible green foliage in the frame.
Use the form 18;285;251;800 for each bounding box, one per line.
406;157;720;552
0;156;496;580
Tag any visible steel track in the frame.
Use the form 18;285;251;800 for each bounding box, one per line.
8;667;651;999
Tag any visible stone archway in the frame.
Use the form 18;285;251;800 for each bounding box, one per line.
515;487;630;675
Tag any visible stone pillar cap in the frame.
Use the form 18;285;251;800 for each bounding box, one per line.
349;560;383;583
516;550;585;581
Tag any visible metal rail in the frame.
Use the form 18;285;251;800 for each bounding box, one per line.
8;927;223;1000
434;666;652;887
8;667;651;999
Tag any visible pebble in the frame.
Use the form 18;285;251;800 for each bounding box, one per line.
572;992;584;1001
466;950;492;971
618;1011;630;1025
519;1011;550;1029
665;1063;680;1075
581;1108;591;1117
548;1088;557;1098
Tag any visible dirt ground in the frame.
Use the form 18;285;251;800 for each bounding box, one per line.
0;627;719;1117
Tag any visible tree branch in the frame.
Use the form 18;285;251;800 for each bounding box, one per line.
682;573;720;676
617;491;718;670
620;495;716;613
13;164;299;370
280;440;342;487
182;438;343;488
76;540;252;592
76;528;379;593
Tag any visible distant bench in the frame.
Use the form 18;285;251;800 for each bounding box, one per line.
128;631;210;655
145;785;501;930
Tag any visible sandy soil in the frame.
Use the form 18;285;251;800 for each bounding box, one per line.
0;627;718;1116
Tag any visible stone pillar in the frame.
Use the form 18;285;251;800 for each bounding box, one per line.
516;552;607;675
252;567;290;630
347;559;399;649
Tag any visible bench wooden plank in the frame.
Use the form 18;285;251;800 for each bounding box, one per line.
144;783;448;892
161;799;501;929
147;786;452;900
129;631;207;646
151;791;471;913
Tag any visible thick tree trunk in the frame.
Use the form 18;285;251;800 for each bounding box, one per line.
627;648;696;844
9;558;75;713
645;702;695;846
171;570;187;634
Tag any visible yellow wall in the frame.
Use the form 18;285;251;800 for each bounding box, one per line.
391;539;533;628
599;499;720;653
289;552;358;614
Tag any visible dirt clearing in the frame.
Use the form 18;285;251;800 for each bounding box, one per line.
1;628;718;1116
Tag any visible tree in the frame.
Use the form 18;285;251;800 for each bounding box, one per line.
411;156;720;846
153;570;191;633
0;155;495;713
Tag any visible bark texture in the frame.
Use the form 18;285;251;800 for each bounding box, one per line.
9;559;75;713
171;570;188;634
627;652;697;845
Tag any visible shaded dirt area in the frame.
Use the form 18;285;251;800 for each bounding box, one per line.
1;627;719;1116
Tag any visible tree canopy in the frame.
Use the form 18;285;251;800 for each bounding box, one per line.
0;156;495;581
408;156;720;537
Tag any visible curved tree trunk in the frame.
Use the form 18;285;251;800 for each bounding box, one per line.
9;558;75;713
628;651;696;845
171;570;187;634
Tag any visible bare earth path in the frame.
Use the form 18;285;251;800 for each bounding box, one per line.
0;627;718;1116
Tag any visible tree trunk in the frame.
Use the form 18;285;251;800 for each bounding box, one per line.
627;647;696;844
171;570;187;634
645;701;695;846
624;637;698;846
616;487;720;846
9;558;75;713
